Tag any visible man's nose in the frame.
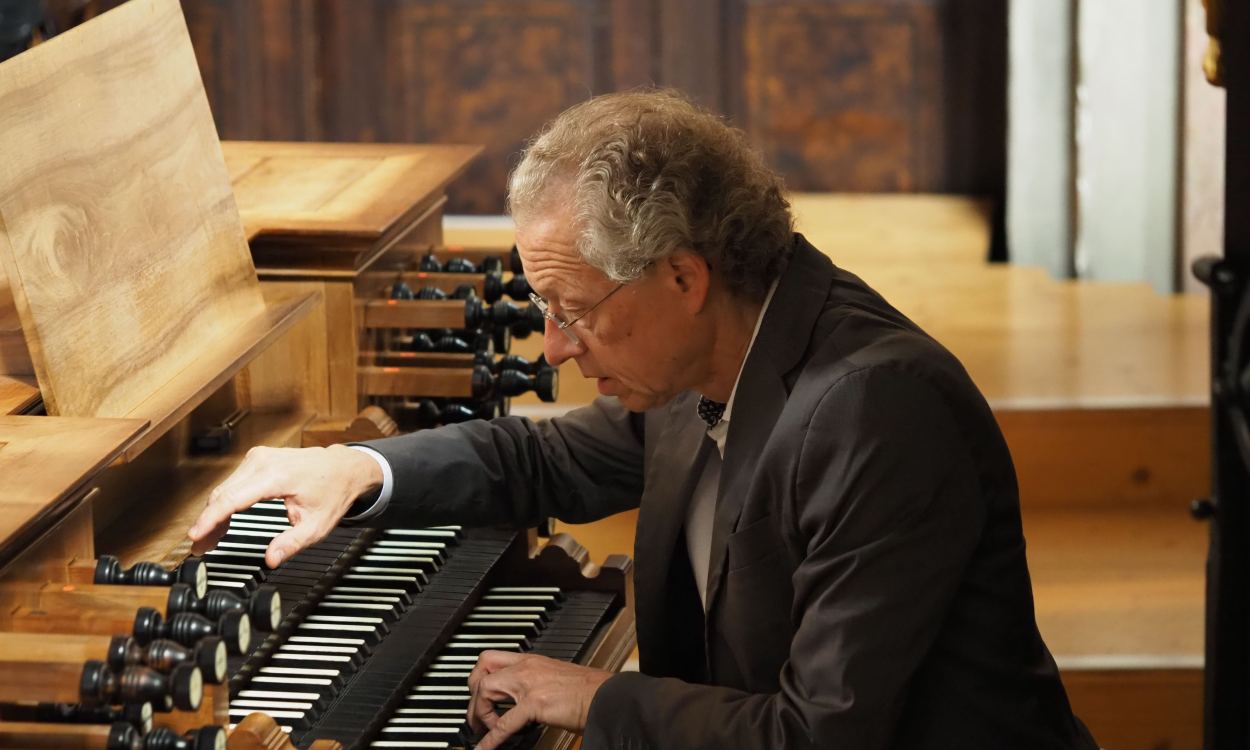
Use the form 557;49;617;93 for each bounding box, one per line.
543;319;583;366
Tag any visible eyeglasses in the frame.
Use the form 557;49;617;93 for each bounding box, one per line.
529;283;626;346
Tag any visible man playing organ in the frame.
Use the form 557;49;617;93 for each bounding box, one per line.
190;89;1098;750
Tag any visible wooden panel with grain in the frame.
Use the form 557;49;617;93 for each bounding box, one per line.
0;0;318;459
0;0;261;416
0;375;38;416
738;1;944;192
0;272;33;376
0;415;146;556
222;140;479;269
179;0;321;140
155;0;1008;211
1063;670;1202;750
999;406;1209;511
320;0;611;213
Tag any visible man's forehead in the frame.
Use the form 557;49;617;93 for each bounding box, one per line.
515;215;589;278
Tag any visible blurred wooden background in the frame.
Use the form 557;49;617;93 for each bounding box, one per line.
87;0;1007;216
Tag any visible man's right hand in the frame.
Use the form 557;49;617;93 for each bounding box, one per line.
188;444;384;568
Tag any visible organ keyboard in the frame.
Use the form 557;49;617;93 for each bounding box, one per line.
205;500;633;748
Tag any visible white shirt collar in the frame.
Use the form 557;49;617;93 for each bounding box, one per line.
704;278;780;454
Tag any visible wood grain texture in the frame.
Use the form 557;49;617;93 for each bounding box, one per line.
739;1;944;191
1028;507;1205;664
245;282;332;416
321;0;608;213
1063;669;1201;750
358;366;476;398
0;374;38;415
999;406;1209;510
0;721;118;748
0;271;33;376
361;299;474;330
1029;507;1205;750
0;0;263;419
175;1;1004;210
223;141;479;254
181;0;321;141
0;415;145;554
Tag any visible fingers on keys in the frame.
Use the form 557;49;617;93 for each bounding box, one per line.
189;447;286;549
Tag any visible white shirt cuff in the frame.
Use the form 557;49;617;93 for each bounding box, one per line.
344;444;394;522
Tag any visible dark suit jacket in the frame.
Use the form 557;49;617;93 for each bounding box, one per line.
363;235;1098;749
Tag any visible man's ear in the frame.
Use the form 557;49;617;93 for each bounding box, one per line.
665;250;711;313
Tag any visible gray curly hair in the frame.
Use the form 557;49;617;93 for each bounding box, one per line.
507;89;794;302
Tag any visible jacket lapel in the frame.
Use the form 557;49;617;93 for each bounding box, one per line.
703;237;835;618
633;390;715;675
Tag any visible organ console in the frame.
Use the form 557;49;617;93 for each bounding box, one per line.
0;3;635;750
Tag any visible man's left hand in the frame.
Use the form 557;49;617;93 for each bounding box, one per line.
467;650;613;749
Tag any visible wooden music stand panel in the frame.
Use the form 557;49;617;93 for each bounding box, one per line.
0;0;316;456
0;415;146;558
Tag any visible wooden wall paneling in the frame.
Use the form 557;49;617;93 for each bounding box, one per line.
180;0;321;140
404;0;606;214
735;0;946;192
938;0;1007;196
610;0;660;90
659;0;728;112
319;0;613;214
320;0;386;143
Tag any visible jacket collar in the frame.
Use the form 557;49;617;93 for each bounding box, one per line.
703;235;835;615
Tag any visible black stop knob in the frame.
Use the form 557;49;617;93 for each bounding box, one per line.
132;607;164;645
535;367;559;403
439;403;477;424
445;257;476;274
496;370;532;398
496;355;535;375
434;335;472;354
164;582;197;617
106;721;141;750
464;298;486;329
470;364;495;399
482;275;503;303
142;725;225;750
116;664;201;711
416;286;446;300
390;280;414;300
97;556;204;596
163;610;250;655
504;274;532;300
106;635;141;672
418;252;441;272
508;245;523;275
242;585;281;632
408;332;436;352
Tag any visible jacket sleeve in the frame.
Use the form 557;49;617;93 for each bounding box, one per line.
359;396;646;529
583;367;987;749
